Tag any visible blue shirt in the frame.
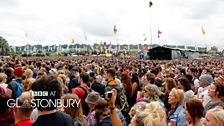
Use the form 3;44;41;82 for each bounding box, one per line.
169;105;186;126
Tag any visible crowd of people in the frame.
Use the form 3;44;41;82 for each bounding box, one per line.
0;56;224;126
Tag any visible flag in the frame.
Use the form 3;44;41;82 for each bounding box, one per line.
97;46;101;51
108;42;112;51
88;51;92;60
113;25;117;34
71;38;75;45
124;44;128;50
201;27;206;35
103;41;106;46
105;50;108;54
149;1;153;8
143;46;148;51
144;37;147;41
100;41;103;47
158;30;162;38
143;34;147;41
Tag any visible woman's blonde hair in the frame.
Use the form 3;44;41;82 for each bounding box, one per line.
24;69;33;78
62;94;84;123
23;78;35;92
135;102;166;126
58;74;67;85
170;88;184;105
144;84;161;100
207;107;224;125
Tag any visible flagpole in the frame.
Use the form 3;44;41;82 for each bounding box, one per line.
149;1;153;48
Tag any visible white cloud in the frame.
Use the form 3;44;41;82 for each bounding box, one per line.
0;0;224;49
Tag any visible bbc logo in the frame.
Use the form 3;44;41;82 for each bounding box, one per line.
31;91;48;96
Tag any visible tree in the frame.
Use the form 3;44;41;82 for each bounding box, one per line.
0;36;10;56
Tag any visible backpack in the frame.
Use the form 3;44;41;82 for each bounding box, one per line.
119;88;130;114
79;86;91;116
13;80;22;98
105;82;130;114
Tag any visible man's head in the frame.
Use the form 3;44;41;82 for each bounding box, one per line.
15;92;33;117
199;74;213;88
31;75;63;111
175;65;182;74
0;90;10;115
78;72;89;84
13;67;25;78
89;72;96;82
71;67;80;78
24;69;33;79
85;91;100;109
106;68;116;81
0;73;7;83
187;67;197;77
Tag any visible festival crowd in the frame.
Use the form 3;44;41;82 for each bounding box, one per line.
0;56;224;126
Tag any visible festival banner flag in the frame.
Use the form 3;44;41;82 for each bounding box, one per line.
144;37;147;41
71;38;75;45
124;44;128;50
105;50;108;54
143;46;148;51
100;41;103;47
103;41;107;46
108;42;112;51
113;25;117;34
97;45;101;52
149;1;153;8
158;30;162;38
201;27;206;35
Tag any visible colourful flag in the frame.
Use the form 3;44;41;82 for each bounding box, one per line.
143;34;147;41
100;41;103;47
143;46;148;51
124;44;128;50
71;38;75;45
201;27;206;35
113;25;117;34
103;41;106;46
108;42;112;51
105;50;108;54
158;30;162;38
97;46;101;51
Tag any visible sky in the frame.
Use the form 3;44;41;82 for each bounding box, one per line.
0;0;224;49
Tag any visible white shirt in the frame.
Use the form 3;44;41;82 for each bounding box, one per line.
0;83;8;92
194;78;199;88
198;86;211;107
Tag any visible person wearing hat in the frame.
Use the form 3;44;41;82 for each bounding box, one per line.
89;72;105;96
85;91;100;126
198;74;214;107
7;67;25;99
174;65;184;81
